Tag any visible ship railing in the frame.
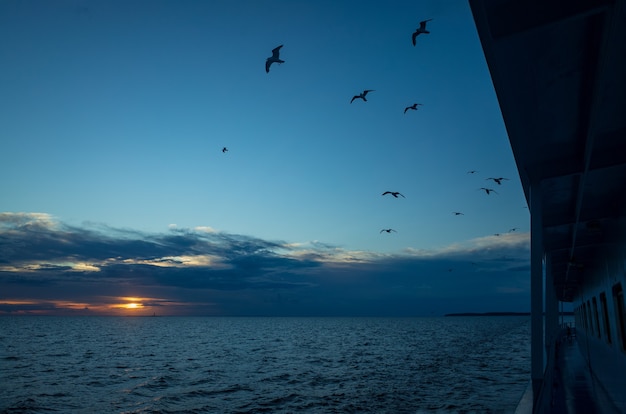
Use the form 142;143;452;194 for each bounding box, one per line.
528;322;576;413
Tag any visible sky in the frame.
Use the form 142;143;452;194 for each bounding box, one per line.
0;0;532;316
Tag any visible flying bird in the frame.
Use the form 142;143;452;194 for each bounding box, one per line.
486;177;509;185
351;89;374;103
265;45;284;73
222;147;228;153
382;191;405;198
509;227;519;232
452;212;464;216
467;170;479;174
380;228;397;233
412;19;433;45
478;187;498;195
404;103;423;113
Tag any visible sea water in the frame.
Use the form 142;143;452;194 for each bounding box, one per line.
1;316;530;413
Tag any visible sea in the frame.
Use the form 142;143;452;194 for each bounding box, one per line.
1;316;531;414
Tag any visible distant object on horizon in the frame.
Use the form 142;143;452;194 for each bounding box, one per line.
351;89;374;103
486;177;509;185
404;103;423;113
452;212;464;215
412;19;433;45
478;187;498;195
265;45;284;73
222;147;228;153
380;228;397;233
382;191;405;198
444;312;532;317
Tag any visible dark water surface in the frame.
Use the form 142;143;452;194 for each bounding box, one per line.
1;316;530;413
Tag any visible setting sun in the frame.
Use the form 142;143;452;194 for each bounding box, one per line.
108;297;148;313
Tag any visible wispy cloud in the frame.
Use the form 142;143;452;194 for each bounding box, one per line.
0;212;530;316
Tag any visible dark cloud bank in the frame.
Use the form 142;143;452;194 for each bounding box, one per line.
0;213;531;316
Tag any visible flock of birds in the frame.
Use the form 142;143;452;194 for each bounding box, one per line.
225;18;518;238
377;171;514;235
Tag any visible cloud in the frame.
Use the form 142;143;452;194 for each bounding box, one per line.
0;212;531;316
404;232;529;259
0;212;57;230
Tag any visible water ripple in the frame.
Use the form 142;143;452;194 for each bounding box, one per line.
1;316;530;413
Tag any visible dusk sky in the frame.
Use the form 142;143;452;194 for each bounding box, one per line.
0;0;532;316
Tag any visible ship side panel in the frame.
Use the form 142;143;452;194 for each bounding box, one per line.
573;229;626;412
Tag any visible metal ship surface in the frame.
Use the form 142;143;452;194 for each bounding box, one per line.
469;0;626;412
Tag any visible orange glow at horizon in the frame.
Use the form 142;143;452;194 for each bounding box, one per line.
0;296;212;316
0;299;117;315
119;296;144;302
110;297;147;311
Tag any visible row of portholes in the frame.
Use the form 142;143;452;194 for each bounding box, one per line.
574;282;626;352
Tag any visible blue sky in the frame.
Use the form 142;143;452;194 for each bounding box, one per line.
0;0;531;316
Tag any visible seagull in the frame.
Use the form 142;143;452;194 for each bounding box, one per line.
222;147;228;153
486;177;509;185
467;170;479;174
478;187;498;195
380;228;397;233
452;212;464;216
509;227;519;232
404;103;423;113
265;45;284;73
382;191;405;198
412;19;433;45
351;89;374;103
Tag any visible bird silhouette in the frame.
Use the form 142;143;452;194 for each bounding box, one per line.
486;177;509;185
509;227;519;232
467;170;478;174
266;45;284;73
351;90;374;103
452;212;464;215
478;187;498;195
222;147;228;153
412;19;433;45
404;103;423;113
382;191;405;198
380;228;397;233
